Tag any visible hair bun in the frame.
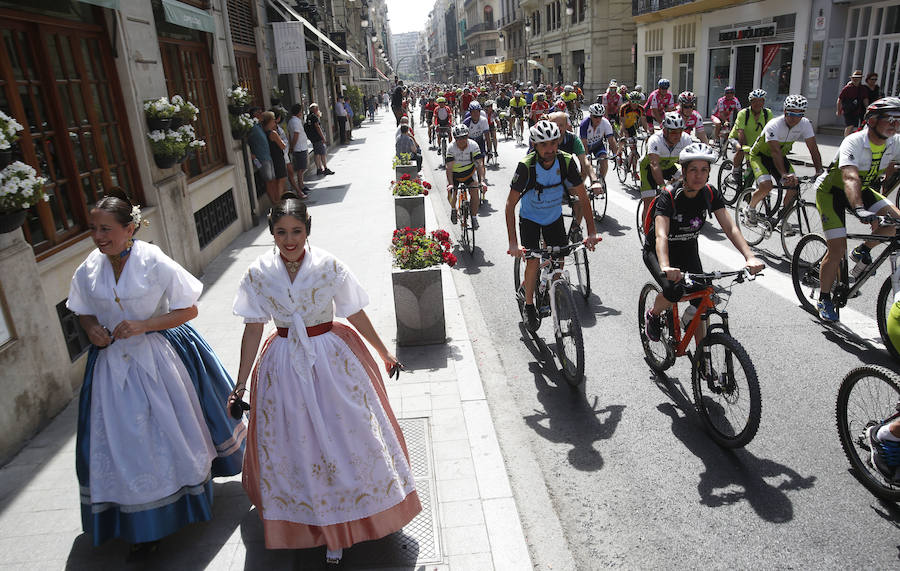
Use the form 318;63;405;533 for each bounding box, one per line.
105;189;133;206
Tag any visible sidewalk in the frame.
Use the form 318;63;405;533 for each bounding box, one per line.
0;111;531;569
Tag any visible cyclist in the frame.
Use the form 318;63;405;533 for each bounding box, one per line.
814;97;900;321
432;96;454;153
549;111;598;232
742;94;824;225
460;87;475;120
445;124;487;229
677;91;708;144
871;273;900;480
618;92;645;180
463;101;490;160
639;112;693;212
643;143;765;343
505;120;602;331
644;78;675;131
561;84;579;116
600;81;622;127
711;86;742;144
424;96;437;145
484;99;499;160
509;90;528;140
496;89;511;114
530;92;550;127
579;103;618;186
573;81;584;105
729;89;772;179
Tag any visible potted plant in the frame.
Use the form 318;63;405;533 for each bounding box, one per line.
389;228;456;346
0;111;24;169
143;96;177;131
229;113;255;140
227;85;252;115
147;129;189;169
392;152;418;179
174;124;206;162
170;95;199;129
391;174;431;230
0;161;48;233
270;86;285;106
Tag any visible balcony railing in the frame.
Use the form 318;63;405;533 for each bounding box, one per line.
632;0;694;16
465;22;497;39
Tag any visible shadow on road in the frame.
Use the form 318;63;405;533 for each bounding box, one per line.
596;212;631;238
453;244;495;275
651;370;816;523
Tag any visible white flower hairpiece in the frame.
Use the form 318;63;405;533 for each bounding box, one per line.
130;204;149;227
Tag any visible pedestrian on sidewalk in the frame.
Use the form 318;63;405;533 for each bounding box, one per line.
344;98;354;141
263;111;288;204
334;95;348;144
287;103;310;197
837;70;869;136
865;72;882;103
396;124;423;172
391;80;405;126
305;103;334;176
67;191;245;561
247;107;274;198
274;108;302;197
228;194;421;565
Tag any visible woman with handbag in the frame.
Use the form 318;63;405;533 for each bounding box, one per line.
228;193;420;565
67;191;245;560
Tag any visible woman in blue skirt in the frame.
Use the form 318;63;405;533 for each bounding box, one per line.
66;190;245;560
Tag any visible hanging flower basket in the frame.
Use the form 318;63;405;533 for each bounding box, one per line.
154;154;179;169
146;116;172;131
170;116;185;129
0;209;26;234
0;149;12;169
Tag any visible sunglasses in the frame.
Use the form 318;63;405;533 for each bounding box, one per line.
879;116;900;125
681;105;694;109
785;111;805;117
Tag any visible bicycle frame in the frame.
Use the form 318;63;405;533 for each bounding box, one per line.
667;288;729;357
834;233;900;306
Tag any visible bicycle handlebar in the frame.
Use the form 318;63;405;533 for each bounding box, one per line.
682;269;759;286
522;243;585;259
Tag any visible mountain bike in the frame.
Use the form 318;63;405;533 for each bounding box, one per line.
513;243;587;386
734;174;820;259
453;181;480;254
836;365;900;501
791;216;900;361
638;269;762;447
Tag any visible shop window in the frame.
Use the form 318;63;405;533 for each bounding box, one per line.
0;14;142;258
646;56;662;90
760;43;793;110
678;53;694;94
707;48;730;117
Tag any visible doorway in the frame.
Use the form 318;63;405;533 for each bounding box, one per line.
734;45;756;107
876;38;900;96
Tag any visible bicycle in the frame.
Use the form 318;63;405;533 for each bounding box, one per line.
453;181;480;254
637;269;762;447
734;174;820;259
716;155;752;206
513;243;587;386
791;216;900;361
436;125;450;168
710;123;734;163
636;171;683;247
615;137;640;186
514;115;524;145
836;365;900;501
498;112;511;141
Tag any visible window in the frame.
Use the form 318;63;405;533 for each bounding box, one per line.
707;47;730;116
760;43;793;110
678;53;694;93
646;56;662;90
229;0;263;109
0;13;143;258
484;6;493;27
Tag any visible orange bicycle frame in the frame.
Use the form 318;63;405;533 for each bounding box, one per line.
668;286;716;357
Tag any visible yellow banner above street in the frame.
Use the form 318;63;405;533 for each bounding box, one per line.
477;60;514;76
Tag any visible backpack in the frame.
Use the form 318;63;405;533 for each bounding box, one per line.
643;183;716;238
516;151;576;200
738;107;771;132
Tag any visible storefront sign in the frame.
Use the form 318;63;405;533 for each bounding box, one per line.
718;23;776;42
334;63;350;76
161;0;215;33
273;21;309;74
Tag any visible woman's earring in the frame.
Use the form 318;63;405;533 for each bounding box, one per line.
126;238;134;249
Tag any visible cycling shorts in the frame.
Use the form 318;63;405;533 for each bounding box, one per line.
608;113;619;124
451;165;477;184
639;163;679;197
625;125;637;138
587;140;608;159
816;184;890;240
642;241;705;303
511;107;525;117
520;215;567;250
748;153;795;186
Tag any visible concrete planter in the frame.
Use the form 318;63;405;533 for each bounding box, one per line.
392;266;446;346
395;165;418;179
394;195;425;230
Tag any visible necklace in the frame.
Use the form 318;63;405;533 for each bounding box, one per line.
280;250;305;274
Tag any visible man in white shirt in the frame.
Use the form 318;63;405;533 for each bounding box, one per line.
288;103;310;197
335;95;349;144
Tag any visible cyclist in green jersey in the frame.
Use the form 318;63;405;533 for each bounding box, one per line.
743;94;824;225
814;97;900;321
728;89;772;177
638;112;693;210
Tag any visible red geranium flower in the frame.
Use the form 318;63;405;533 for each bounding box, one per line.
401;173;411;180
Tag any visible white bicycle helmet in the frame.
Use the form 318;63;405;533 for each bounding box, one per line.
564;84;574;92
468;101;482;110
514;90;523;97
865;96;900;118
452;124;469;138
678;91;696;105
783;94;808;112
679;142;718;165
658;78;670;89
608;79;618;87
662;111;685;130
529;120;560;143
485;99;495;108
749;89;767;100
589;103;605;117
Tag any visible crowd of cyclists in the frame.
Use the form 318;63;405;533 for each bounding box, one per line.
390;77;900;481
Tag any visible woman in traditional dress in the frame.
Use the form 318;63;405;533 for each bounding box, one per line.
229;193;420;564
67;191;245;560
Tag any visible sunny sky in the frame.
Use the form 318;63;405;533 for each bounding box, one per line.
384;0;431;35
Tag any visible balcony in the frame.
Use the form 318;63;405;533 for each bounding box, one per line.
465;22;497;40
633;0;744;19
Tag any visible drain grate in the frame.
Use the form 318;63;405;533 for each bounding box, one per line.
334;417;441;567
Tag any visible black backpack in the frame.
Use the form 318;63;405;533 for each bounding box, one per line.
643;184;715;237
515;151;576;200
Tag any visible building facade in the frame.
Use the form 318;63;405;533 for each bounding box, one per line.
392;32;421;80
0;0;391;462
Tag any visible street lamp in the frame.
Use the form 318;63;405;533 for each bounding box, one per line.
565;0;574;16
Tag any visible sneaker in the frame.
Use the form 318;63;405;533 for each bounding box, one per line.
851;245;872;266
644;309;662;342
450;209;458;224
316;168;324;176
568;224;583;243
524;304;540;332
817;298;839;322
323;168;335;175
867;425;900;482
783;224;798;237
471;217;479;230
744;205;758;226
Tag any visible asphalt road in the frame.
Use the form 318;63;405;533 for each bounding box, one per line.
410;112;900;569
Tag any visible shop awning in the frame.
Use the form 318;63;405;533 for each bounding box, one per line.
161;0;215;33
375;68;390;81
269;0;364;68
77;0;120;8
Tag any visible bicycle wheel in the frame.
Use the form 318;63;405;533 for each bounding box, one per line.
636;200;647;247
460;201;473;254
591;183;607;222
876;278;900;363
637;282;676;373
466;201;477;252
717;160;742;206
571;246;590;300
553;282;585;386
692;332;761;448
780;200;823;259
836;365;900;501
616;153;628;184
733;188;769;246
790;232;828;316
